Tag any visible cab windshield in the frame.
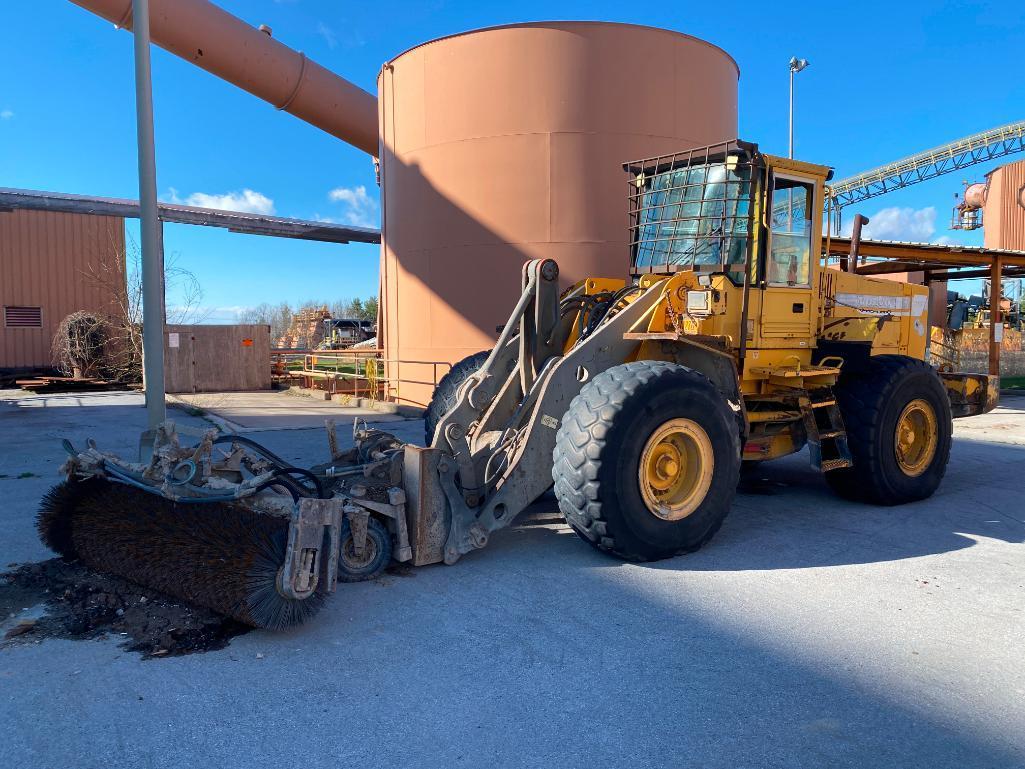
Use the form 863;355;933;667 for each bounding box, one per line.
628;148;755;282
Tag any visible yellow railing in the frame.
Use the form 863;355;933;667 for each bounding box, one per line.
294;350;451;404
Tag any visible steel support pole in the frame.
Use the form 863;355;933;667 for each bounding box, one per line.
132;0;166;428
989;258;1002;377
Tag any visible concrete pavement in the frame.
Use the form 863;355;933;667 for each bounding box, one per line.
1;390;1023;768
168;389;409;431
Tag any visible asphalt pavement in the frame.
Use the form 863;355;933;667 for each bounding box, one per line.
1;390;1023;769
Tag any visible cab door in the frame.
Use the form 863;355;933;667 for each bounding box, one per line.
755;172;818;349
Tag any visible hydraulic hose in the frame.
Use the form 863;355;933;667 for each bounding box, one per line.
211;435;325;497
212;434;291;468
102;462;243;504
269;467;327;499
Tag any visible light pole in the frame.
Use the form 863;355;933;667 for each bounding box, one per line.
788;56;809;159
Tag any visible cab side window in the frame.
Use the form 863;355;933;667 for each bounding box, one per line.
769;177;814;286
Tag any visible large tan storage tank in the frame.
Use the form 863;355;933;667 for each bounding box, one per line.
983;159;1025;251
377;22;739;406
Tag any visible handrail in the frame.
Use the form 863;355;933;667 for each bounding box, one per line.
285;351;452;404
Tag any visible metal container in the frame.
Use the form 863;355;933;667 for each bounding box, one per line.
378;22;739;405
963;182;988;210
984;160;1025;251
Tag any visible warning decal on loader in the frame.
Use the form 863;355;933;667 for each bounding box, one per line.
835;293;912;314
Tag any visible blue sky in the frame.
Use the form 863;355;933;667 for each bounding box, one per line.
2;1;1022;318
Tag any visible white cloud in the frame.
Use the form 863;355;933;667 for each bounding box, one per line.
842;206;938;242
0;109;14;120
327;185;379;227
165;188;275;215
316;22;337;49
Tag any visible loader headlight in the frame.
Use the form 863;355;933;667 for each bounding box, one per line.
686;290;712;314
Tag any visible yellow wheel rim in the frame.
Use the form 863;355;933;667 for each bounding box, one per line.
894;398;939;477
638;418;715;521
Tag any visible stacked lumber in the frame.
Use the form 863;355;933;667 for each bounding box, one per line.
276;307;332;350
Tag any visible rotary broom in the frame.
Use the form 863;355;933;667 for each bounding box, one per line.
36;421;410;630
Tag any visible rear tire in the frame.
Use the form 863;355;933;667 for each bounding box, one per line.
552;361;741;561
826;355;952;505
424;351;490;444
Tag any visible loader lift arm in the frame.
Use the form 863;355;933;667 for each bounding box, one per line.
418;259;666;564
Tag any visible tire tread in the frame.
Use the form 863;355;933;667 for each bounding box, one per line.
827;355;952;504
553;360;737;560
424;351;490;445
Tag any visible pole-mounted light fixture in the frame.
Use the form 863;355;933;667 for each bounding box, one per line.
789;56;810;74
788;57;810;159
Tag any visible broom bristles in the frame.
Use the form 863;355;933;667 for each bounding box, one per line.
37;481;83;558
36;480;327;630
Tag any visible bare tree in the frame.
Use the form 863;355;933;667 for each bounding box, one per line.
329;298;354;319
77;234;205;383
237;302;297;341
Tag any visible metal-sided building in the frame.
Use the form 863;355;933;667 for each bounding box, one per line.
984;158;1025;252
0;209;127;374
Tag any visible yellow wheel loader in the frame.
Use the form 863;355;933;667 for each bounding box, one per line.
40;140;999;627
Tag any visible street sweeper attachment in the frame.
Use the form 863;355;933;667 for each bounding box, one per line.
38;421;410;629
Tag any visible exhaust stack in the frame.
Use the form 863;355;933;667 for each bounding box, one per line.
69;0;379;156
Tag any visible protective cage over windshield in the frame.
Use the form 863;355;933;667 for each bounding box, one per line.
625;140;761;284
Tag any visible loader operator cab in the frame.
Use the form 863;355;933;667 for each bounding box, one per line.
626;139;829;293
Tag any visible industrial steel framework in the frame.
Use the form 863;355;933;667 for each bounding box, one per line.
827;120;1025;224
0;187;381;245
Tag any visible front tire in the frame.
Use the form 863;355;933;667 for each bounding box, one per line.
826;355;952;504
424;350;490;445
552;361;741;561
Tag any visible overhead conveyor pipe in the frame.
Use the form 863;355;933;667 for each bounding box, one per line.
68;0;380;156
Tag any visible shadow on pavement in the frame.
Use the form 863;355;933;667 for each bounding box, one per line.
516;438;1025;573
